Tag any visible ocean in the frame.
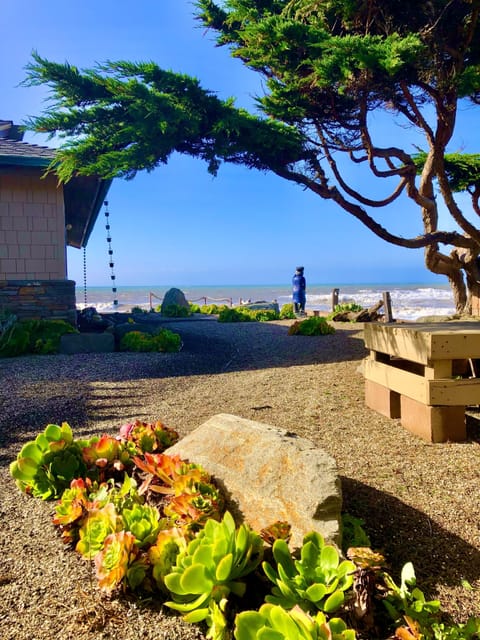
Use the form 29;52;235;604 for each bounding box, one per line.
77;283;456;321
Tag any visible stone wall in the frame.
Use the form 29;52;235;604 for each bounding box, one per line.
0;279;77;325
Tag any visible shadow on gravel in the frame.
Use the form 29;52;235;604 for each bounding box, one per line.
160;319;367;374
341;476;480;593
0;320;366;457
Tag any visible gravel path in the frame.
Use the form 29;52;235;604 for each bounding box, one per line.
1;319;479;639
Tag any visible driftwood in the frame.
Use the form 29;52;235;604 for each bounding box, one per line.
331;300;384;323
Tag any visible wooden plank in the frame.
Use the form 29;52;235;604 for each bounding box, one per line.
429;332;480;360
365;359;480;405
363;324;432;364
428;377;480;405
364;359;429;403
364;322;480;363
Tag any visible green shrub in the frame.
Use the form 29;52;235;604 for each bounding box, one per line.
154;328;182;352
218;308;255;323
218;307;280;323
200;304;229;315
327;303;363;320
162;304;191;318
131;306;147;314
189;303;201;313
288;317;335;336
280;303;296;319
0;318;77;357
120;328;182;353
250;309;280;322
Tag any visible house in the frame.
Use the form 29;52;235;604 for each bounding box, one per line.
0;120;111;325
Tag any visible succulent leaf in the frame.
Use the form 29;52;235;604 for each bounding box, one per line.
305;582;327;602
183;608;210;624
164;591;211;613
44;423;63;441
323;589;344;613
180;563;213;594
272;539;296;577
216;552;234;582
16;457;39;478
320;545;340;572
19;442;43;464
34;433;50;451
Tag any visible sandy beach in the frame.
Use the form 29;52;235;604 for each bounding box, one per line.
0;318;479;639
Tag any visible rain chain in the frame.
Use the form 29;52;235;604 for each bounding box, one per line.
104;200;118;307
83;246;88;308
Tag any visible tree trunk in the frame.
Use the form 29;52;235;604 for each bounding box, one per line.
424;244;470;315
447;270;468;315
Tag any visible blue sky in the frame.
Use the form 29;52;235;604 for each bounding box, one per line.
2;0;479;288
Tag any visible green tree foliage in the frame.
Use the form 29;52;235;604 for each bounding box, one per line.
23;1;480;313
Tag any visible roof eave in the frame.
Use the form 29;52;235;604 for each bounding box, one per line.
0;155;53;168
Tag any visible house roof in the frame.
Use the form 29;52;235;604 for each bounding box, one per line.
0;138;56;166
0;120;111;247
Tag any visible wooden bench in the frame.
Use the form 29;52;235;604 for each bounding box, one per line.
363;322;480;442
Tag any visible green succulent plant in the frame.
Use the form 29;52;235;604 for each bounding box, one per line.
95;530;149;592
382;562;442;630
81;434;134;480
262;532;355;615
164;511;264;627
9;422;86;500
76;502;120;559
149;528;187;592
119;419;179;453
234;604;356;640
121;503;163;548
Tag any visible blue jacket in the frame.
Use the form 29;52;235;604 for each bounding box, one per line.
292;273;306;303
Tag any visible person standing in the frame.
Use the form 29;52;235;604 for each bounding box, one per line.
292;266;306;315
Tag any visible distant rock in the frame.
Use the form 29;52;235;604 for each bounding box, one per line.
166;413;342;549
239;300;280;314
415;315;455;323
161;287;190;313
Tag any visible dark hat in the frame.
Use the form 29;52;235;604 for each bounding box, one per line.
295;266;304;272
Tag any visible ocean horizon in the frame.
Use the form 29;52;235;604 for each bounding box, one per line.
76;282;456;321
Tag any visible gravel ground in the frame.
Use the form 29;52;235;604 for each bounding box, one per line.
0;318;479;639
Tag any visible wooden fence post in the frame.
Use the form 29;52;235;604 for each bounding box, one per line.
332;288;339;311
383;291;393;322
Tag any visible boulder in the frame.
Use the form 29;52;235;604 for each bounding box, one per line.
60;332;114;354
166;413;342;549
161;288;190;313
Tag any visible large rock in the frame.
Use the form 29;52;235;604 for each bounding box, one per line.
60;332;114;354
161;288;190;313
166;414;342;549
